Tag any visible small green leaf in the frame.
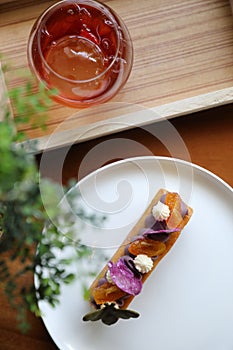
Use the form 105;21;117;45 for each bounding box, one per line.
63;273;75;284
82;285;91;301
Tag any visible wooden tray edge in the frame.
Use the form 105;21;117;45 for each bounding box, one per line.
2;60;232;152
32;86;233;152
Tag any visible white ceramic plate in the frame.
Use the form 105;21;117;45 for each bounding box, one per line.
39;156;233;350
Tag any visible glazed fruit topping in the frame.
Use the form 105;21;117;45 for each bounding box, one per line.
92;281;127;304
128;237;166;257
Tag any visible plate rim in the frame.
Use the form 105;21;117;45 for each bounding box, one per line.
75;156;233;193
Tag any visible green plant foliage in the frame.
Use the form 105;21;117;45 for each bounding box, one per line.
0;75;105;332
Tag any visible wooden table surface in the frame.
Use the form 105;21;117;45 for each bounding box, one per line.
0;103;233;349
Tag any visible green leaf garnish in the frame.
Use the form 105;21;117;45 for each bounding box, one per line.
83;303;140;325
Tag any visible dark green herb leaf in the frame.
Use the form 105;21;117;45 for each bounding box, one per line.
83;303;140;325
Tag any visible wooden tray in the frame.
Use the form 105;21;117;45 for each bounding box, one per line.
1;0;233;151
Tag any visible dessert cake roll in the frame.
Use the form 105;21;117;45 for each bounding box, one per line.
83;189;193;325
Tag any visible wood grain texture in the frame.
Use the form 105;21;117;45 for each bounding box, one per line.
1;0;233;149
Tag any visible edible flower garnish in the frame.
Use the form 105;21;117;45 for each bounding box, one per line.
83;302;140;325
108;259;142;296
143;228;180;237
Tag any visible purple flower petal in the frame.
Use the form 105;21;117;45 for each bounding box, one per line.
159;194;166;203
145;214;155;228
143;228;180;236
108;259;142;296
151;220;167;231
143;227;180;242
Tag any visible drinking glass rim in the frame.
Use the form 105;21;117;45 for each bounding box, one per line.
30;0;124;84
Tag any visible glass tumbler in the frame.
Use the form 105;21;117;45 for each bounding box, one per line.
27;0;133;108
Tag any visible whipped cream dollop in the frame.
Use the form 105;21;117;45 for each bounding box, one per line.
152;201;170;221
134;254;153;274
